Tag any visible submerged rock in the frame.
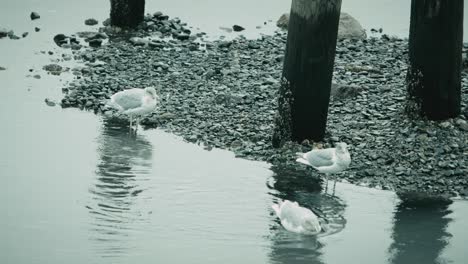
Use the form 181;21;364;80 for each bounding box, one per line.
30;12;40;20
44;98;57;107
0;28;7;38
233;25;245;32
84;18;99;26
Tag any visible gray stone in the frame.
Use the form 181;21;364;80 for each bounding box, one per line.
218;41;232;48
276;13;289;29
233;25;245;32
84;18;98;26
44;98;56;107
0;28;7;38
30;12;40;20
43;64;63;75
102;18;111;26
89;39;103;48
459;122;468;132
338;12;367;40
331;83;363;100
53;34;68;47
129;37;148;46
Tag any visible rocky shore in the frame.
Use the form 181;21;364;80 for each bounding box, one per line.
52;12;467;198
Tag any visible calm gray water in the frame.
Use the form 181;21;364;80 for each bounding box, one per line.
1;1;468;264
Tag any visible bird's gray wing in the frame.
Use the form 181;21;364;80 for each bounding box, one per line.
305;148;335;167
111;89;144;110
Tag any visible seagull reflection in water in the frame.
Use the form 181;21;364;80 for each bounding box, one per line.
86;119;154;258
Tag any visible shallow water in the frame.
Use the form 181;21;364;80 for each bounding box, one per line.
1;1;468;264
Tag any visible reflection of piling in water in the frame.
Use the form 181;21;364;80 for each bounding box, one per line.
87;120;153;258
389;193;453;264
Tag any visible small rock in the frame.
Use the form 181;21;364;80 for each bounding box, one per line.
30;12;40;20
248;42;260;49
129;37;148;46
331;83;363;100
89;39;103;48
276;13;289;29
43;64;63;74
53;34;68;47
440;121;450;128
458;122;468;131
33;74;41;79
44;98;56;107
0;28;8;38
233;25;245;32
8;31;20;40
0;66;6;71
153;11;163;18
218;41;232;48
176;33;190;41
84;18;98;26
102;18;111;26
34;27;40;32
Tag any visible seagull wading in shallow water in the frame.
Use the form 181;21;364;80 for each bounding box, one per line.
272;200;322;235
296;142;351;192
108;87;159;130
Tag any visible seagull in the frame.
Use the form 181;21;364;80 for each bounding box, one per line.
108;87;159;131
296;142;351;193
271;200;322;235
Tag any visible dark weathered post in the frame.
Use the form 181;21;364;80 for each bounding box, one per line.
406;0;463;120
110;0;145;28
272;0;342;147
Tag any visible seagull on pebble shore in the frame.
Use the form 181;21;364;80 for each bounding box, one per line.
296;142;351;193
272;200;322;235
108;86;160;131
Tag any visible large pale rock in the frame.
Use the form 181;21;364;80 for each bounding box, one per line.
276;12;367;40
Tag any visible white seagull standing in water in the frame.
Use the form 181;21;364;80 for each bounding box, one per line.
296;142;351;193
271;200;322;235
108;87;160;131
108;87;159;129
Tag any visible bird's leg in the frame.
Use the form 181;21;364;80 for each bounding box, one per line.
135;117;139;132
332;179;337;196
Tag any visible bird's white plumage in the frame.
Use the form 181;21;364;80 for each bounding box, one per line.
272;200;321;235
108;87;159;128
296;142;351;174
